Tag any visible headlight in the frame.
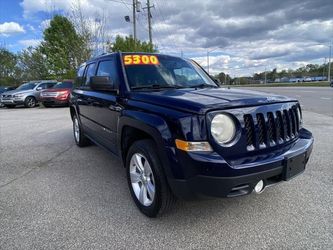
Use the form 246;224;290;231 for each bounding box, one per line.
211;114;236;144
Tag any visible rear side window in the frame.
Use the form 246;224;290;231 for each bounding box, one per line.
47;82;57;88
96;60;119;88
84;63;96;85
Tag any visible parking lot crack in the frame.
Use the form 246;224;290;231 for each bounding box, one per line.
0;144;75;190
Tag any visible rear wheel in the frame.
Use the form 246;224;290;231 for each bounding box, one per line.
126;139;176;217
24;96;36;108
73;115;90;147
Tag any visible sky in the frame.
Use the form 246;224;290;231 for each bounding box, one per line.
0;0;332;76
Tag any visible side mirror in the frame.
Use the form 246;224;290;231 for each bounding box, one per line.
36;87;42;91
90;76;115;91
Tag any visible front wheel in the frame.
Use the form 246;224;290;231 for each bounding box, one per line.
73;115;90;147
24;96;36;108
126;139;176;217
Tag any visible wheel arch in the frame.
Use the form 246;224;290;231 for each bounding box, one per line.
25;95;36;100
118;112;174;178
69;105;76;121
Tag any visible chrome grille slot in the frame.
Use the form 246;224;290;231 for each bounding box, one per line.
275;111;284;142
256;113;267;147
282;110;291;140
267;112;276;145
244;114;255;149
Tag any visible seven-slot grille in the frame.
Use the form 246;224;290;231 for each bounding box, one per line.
244;106;300;150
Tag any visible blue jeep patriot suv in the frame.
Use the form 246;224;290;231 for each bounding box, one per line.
70;52;314;217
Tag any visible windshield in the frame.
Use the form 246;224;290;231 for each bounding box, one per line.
53;82;73;89
17;82;38;91
123;54;217;90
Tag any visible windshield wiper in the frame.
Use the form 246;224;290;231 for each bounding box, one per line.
131;84;184;90
189;83;218;89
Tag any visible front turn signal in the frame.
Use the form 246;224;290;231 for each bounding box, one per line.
175;139;213;152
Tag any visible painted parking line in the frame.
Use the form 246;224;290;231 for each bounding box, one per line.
320;97;332;100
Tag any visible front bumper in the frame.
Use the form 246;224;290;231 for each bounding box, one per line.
0;97;24;105
41;97;69;106
168;128;314;199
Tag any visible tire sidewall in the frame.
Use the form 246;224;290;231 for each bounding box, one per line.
25;96;36;108
126;141;162;217
73;115;81;145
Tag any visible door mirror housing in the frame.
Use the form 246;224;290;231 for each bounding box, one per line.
90;76;115;91
36;87;42;91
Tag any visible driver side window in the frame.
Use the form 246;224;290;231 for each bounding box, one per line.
84;63;96;86
37;83;48;90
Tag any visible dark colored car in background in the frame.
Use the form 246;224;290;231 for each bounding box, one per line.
40;81;73;107
70;52;314;217
0;86;17;94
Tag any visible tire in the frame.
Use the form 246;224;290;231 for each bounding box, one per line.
126;139;176;217
24;96;37;108
5;105;16;108
73;114;90;147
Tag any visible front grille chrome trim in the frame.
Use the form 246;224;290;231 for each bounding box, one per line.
241;103;300;151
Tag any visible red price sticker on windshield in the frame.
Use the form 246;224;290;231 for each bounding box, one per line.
123;55;159;65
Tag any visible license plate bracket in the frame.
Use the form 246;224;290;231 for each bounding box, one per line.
282;153;306;181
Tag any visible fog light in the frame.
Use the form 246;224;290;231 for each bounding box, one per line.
254;180;265;194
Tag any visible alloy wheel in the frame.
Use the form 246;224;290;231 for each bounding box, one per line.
74;118;80;143
129;153;156;206
27;97;35;107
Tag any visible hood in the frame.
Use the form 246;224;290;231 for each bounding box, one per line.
1;89;33;96
129;87;296;114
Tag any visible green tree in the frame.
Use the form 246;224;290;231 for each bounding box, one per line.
17;46;50;81
109;35;157;53
0;48;18;85
41;15;87;79
215;72;232;85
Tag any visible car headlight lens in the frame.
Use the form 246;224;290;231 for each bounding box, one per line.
211;114;236;144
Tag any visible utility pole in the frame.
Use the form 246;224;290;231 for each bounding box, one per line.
207;51;210;74
264;67;267;84
323;57;326;78
132;0;137;42
207;48;217;74
143;0;153;44
328;41;332;82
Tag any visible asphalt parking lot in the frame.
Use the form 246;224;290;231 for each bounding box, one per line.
242;87;333;117
0;93;332;248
